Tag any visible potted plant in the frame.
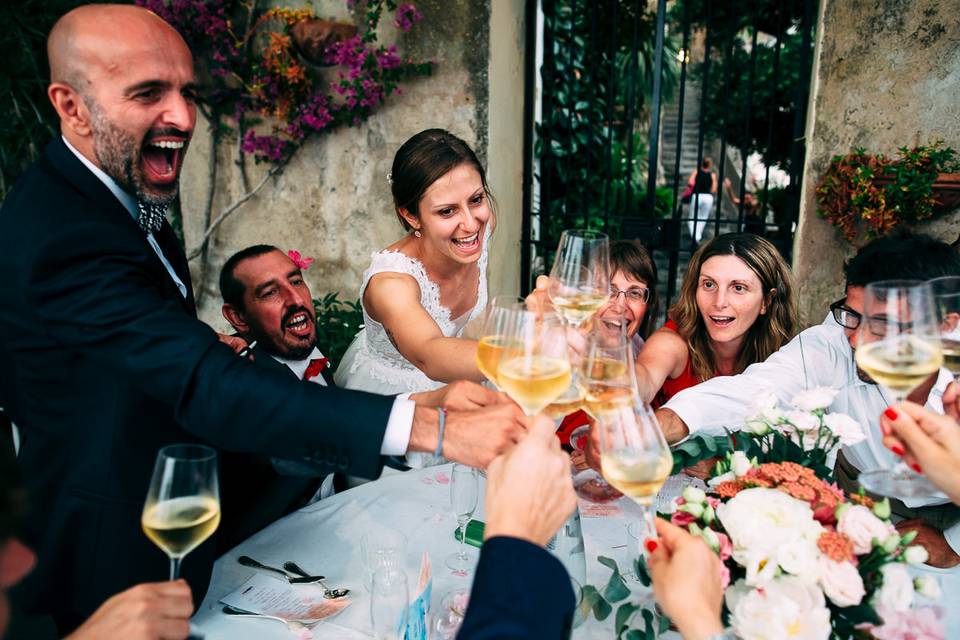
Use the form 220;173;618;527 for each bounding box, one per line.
816;141;960;243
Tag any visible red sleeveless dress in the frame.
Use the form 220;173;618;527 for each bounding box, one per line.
652;319;703;409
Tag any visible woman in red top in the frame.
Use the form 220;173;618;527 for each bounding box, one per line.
637;233;797;409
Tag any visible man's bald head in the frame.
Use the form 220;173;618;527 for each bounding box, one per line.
48;4;190;93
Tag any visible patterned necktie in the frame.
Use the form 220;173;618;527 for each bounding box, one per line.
137;200;167;234
303;357;329;381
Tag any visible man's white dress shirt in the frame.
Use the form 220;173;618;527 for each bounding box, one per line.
664;316;960;555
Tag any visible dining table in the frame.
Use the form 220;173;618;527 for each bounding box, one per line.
191;463;677;639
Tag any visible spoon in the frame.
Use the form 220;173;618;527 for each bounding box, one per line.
237;555;326;584
283;560;351;598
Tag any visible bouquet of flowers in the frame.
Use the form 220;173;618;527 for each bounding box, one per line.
586;388;943;640
666;388;943;639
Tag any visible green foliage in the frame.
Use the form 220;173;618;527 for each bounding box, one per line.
534;0;679;273
816;141;960;242
669;432;730;475
0;0;78;200
585;555;670;639
312;292;362;372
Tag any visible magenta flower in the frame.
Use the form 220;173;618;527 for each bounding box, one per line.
287;250;314;271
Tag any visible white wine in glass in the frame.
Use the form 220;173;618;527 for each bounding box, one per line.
548;230;611;328
473;296;524;389
853;280;944;498
497;311;571;416
142;444;220;580
929;276;960;377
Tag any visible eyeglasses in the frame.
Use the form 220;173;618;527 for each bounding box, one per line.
610;286;650;304
829;298;862;329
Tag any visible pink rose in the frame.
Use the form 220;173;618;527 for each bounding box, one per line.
817;557;865;607
868;605;944;640
837;505;895;555
719;564;731;590
671;510;696;527
716;532;733;561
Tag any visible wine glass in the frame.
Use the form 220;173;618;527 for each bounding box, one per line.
547;229;611;328
446;464;479;573
474;296;524;390
370;568;409;640
595;395;672;547
929;276;960;380
496;310;572;416
141;444;220;580
854;280;944;497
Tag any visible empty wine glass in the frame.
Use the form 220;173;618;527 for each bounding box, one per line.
446;464;479;573
141;444;220;580
370;568;409;640
854;280;944;497
548;230;611;328
497;310;572;416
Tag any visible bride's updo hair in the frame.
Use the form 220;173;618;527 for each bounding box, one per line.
390;128;494;231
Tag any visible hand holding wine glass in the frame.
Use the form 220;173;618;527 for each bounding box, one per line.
548;230;611;328
853;280;944;497
141;444;220;580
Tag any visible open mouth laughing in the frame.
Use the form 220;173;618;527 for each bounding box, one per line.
283;309;314;339
708;315;735;328
451;231;481;254
141;137;187;186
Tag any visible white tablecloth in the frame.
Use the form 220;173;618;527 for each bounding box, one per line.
192;465;959;639
192;464;671;639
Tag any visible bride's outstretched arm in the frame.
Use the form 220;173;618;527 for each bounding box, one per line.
364;272;486;383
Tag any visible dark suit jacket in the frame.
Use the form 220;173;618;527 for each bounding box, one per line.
458;536;575;639
0;137;396;633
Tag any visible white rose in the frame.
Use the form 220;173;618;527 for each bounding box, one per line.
837;505;896;555
730;450;753;477
719;488;823;558
740;547;779;587
817;557;865;607
784;410;820;434
904;545;929;565
744;415;773;435
776;538;821;584
707;470;736;487
875;563;915;613
729;576;832;640
914;575;941;600
822;412;866;446
790;387;838;412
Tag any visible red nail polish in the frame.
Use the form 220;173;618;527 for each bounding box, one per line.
644;539;658;553
891;445;906;456
912;463;923;474
884;407;898;421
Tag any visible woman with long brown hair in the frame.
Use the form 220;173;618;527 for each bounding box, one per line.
636;232;797;407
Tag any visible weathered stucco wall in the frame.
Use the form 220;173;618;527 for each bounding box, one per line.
179;0;525;331
793;0;960;327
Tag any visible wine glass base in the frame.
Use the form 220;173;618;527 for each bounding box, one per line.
857;466;948;499
445;551;475;574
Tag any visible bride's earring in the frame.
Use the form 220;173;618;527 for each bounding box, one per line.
414;229;422;238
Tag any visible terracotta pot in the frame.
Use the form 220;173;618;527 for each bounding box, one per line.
291;19;358;66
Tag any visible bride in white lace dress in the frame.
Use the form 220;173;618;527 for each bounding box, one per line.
335;129;493;398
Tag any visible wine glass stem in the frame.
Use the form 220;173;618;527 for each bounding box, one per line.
458;522;467;559
169;556;182;581
637;504;657;551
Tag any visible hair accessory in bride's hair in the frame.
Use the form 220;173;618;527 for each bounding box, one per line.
387;172;393;186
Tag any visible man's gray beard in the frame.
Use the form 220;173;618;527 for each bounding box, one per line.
88;99;177;208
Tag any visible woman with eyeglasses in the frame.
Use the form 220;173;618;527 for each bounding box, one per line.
638;233;797;407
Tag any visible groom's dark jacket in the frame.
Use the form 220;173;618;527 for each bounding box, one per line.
0;137;395;633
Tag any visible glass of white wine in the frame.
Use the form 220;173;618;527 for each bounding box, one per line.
142;444;220;580
497;310;572;416
548;229;611;328
854;280;944;497
474;296;524;390
596;395;672;546
929;276;960;379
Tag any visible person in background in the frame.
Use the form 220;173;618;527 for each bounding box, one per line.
637;233;796;409
686;157;717;247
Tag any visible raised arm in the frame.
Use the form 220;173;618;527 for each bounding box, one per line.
364;272;485;383
634;327;690;403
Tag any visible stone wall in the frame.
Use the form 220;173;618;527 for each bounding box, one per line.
793;0;960;326
179;0;526;331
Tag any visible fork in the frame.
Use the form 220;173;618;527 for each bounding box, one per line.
283;561;350;598
237;555;326;584
221;604;321;632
